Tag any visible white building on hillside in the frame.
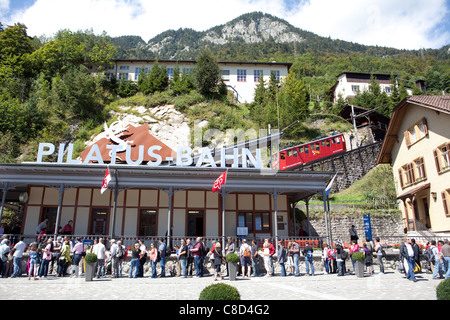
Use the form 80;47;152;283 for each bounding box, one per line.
104;59;292;103
329;72;423;104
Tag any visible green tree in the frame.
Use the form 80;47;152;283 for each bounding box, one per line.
192;49;221;95
138;61;168;95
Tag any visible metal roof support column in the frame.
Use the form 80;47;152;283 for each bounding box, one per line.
221;189;226;251
110;169;119;239
323;189;331;246
167;186;174;249
0;182;8;222
54;184;64;240
272;189;279;256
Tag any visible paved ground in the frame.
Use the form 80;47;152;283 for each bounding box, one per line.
0;270;443;301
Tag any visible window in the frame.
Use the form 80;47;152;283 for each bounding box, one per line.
118;73;128;80
221;70;230;81
167;68;174;80
304;145;309;154
398;157;427;189
139;209;157;236
385;87;392;94
434;142;450;174
135;67;148;80
271;70;280;81
442;189;450;217
254;70;263;82
238;212;270;233
119;66;129;70
351;85;360;93
237;70;247;82
404;118;428;147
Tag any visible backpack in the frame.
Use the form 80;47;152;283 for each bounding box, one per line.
425;248;435;263
341;249;348;260
165;245;172;257
201;243;208;257
115;245;125;259
243;246;251;258
306;250;313;259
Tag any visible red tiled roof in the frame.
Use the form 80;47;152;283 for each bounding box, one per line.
407;95;450;114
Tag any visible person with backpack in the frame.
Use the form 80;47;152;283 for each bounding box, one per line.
277;240;287;277
116;240;126;277
158;238;167;277
239;239;252;278
302;241;314;276
431;240;444;280
109;239;119;278
335;241;346;276
374;237;385;274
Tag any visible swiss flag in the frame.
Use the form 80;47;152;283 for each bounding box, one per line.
212;171;227;193
101;167;111;194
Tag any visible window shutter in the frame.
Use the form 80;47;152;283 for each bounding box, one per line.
434;149;441;173
420;157;427;179
422;118;428;136
443;191;449;216
398;168;404;188
404;131;411;147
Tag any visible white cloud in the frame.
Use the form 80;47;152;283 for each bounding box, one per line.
4;0;449;49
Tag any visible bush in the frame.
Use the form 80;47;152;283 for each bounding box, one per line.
436;279;450;300
199;283;241;300
85;253;98;263
226;253;239;263
351;251;365;261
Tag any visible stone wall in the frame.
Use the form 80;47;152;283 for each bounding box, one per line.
295;209;405;242
288;141;383;193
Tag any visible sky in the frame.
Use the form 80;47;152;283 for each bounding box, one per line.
1;0;449;50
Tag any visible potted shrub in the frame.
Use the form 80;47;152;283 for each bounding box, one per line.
436;279;450;300
226;253;239;281
351;251;365;278
199;283;241;300
84;253;97;281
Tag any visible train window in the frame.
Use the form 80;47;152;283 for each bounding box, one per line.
304;146;309;154
299;147;304;153
280;152;285;160
331;137;336;144
321;140;326;147
287;150;293;157
311;143;315;150
315;142;320;151
293;149;298;157
326;140;330;147
336;137;341;144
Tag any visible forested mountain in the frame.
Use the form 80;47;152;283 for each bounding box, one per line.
110;11;450;98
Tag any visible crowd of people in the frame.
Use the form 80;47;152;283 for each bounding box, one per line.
1;231;449;281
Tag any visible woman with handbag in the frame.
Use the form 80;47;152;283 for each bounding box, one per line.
57;240;71;277
213;242;224;281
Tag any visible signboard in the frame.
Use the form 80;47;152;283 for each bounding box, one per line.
363;214;372;241
236;227;248;236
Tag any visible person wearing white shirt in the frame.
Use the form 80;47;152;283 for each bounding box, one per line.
400;238;417;282
12;237;26;277
110;239;119;278
93;238;106;278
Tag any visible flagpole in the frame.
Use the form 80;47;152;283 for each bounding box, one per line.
110;168;119;239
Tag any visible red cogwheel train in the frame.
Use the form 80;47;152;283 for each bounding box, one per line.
275;134;347;170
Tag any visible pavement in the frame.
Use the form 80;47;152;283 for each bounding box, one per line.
0;269;444;301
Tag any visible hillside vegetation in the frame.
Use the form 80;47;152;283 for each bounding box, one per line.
0;12;449;165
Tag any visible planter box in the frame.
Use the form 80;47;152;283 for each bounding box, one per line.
85;262;96;281
229;263;237;281
354;260;365;278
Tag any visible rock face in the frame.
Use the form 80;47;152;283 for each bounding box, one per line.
86;104;191;152
202;16;304;45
